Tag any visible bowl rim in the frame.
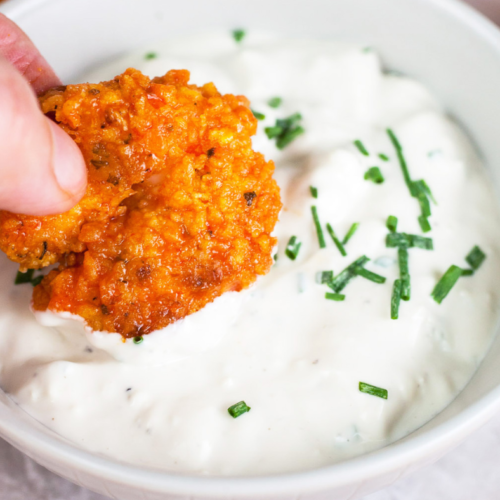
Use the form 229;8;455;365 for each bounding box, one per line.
2;0;500;496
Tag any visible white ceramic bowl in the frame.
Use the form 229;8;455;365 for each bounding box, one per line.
2;0;500;498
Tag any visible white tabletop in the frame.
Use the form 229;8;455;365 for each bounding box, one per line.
1;0;500;498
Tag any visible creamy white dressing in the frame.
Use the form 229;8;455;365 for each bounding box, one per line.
1;33;500;475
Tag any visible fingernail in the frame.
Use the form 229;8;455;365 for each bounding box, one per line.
48;119;87;197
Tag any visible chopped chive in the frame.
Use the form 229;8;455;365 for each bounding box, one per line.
386;232;411;248
311;206;326;249
410;235;434;250
265;113;304;149
319;270;334;284
342;222;360;245
386;215;398;233
364;166;385;184
326;223;346;257
386;233;433;250
417;193;431;218
399;247;409;279
328;256;370;293
378;153;390;161
285;236;302;261
391;279;402;319
398;247;411;301
31;275;44;287
268;97;282;108
387;129;436;229
144;52;157;60
325;292;346;301
133;336;144;345
466;245;486;270
356;267;386;284
252;110;265;120
228;401;251;418
274;253;278;262
310;186;318;198
15;269;34;285
359;382;388;399
418;215;431;233
462;269;474;276
232;29;246;43
431;265;463;304
276;126;304;149
387;129;411;186
411;179;436;205
353;140;369;156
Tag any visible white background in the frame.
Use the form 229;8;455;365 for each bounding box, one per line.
1;0;500;498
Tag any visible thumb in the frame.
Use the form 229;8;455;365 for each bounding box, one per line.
0;55;87;216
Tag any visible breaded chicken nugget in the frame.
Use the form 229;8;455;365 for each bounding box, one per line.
0;69;281;337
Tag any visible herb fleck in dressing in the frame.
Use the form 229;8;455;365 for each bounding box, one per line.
0;33;500;476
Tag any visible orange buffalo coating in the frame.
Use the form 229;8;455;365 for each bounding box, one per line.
0;69;281;337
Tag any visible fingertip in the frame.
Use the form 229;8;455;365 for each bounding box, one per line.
48;119;87;206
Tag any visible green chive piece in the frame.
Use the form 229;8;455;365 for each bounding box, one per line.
418;215;432;233
311;206;326;249
391;279;402;319
410;235;434;250
359;382;388;400
310;186;318;198
378;153;390;162
342;222;360;245
401;275;411;302
319;270;334;284
133;336;144;345
386;215;398;233
265;113;304;150
354;140;369;156
386;233;433;250
462;269;474;276
417;193;431;218
326;223;347;257
412;179;437;205
144;52;157;60
431;265;463;304
387;129;436;229
268;97;282;108
325;292;346;301
15;269;34;285
31;275;44;287
252;110;265;120
398;247;411;301
466;245;486;270
386;233;411;248
228;401;251;418
276;126;304;149
356;267;386;284
232;29;246;43
387;129;411;186
285;236;302;261
364;166;385;184
328;256;370;293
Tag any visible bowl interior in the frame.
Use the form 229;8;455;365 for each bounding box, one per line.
2;0;500;497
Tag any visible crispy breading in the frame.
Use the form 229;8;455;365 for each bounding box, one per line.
0;68;281;337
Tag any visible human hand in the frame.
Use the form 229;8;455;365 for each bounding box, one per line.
0;14;86;216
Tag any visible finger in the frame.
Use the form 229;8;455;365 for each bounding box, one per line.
0;13;60;94
0;56;87;216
